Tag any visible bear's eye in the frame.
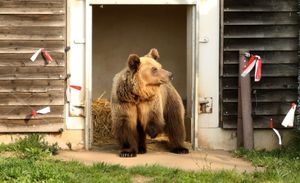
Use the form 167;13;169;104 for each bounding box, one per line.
151;67;158;73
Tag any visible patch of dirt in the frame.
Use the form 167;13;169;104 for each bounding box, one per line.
0;151;17;158
132;175;153;183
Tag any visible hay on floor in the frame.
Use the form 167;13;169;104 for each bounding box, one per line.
92;98;115;145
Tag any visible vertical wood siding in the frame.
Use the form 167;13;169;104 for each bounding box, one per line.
0;0;66;132
221;0;299;128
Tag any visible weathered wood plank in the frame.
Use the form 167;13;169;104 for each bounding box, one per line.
223;102;294;116
0;92;64;105
0;79;64;84
223;77;298;90
224;0;297;12
0;40;65;53
223;64;298;77
0;66;66;80
0;119;64;133
0;75;64;80
0;80;64;86
0;66;65;74
0;8;65;15
224;25;298;38
0;53;65;66
0;118;64;125
223;89;297;103
0;105;64;119
2;115;63;120
0;0;65;15
0;80;65;93
224;12;298;25
0;27;65;41
224;38;298;51
0;14;65;27
224;51;298;64
0;0;64;8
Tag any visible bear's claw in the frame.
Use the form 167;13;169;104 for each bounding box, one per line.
171;147;189;154
119;151;136;158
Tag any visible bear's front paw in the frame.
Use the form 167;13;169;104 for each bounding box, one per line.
171;147;189;154
119;151;137;158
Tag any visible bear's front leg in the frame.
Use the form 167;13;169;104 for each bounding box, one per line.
146;111;165;139
115;117;139;157
112;103;139;158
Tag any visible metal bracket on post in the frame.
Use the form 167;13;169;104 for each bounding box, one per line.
74;39;86;44
199;36;209;43
198;97;213;114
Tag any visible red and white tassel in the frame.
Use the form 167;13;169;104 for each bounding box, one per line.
254;57;262;82
37;106;51;114
31;110;37;118
281;103;297;128
30;48;42;62
241;54;262;82
41;48;54;64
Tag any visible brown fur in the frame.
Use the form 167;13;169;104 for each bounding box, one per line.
111;48;188;157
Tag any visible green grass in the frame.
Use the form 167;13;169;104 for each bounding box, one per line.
0;157;251;183
0;133;300;182
0;134;60;160
233;130;300;183
233;149;300;183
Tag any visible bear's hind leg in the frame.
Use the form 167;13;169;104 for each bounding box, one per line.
164;96;189;154
167;125;189;154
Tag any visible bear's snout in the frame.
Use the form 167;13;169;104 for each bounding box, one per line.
158;69;173;84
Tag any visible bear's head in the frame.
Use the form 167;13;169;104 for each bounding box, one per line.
128;48;173;100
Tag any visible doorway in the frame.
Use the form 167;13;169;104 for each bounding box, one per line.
86;3;198;150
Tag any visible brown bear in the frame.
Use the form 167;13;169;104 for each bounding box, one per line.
111;48;189;157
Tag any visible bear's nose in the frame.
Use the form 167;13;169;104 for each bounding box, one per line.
168;72;173;80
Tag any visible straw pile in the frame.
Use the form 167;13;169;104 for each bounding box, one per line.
92;97;115;145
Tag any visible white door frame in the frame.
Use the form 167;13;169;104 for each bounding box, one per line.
84;0;199;150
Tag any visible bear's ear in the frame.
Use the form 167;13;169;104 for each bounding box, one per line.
128;54;140;72
146;48;160;60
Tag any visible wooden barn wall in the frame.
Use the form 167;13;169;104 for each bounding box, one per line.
221;0;299;128
0;0;66;132
298;0;300;130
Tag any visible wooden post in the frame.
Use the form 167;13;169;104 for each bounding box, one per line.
239;50;254;149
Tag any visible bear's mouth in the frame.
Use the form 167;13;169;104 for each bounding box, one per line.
146;83;162;87
160;79;169;84
146;80;168;87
